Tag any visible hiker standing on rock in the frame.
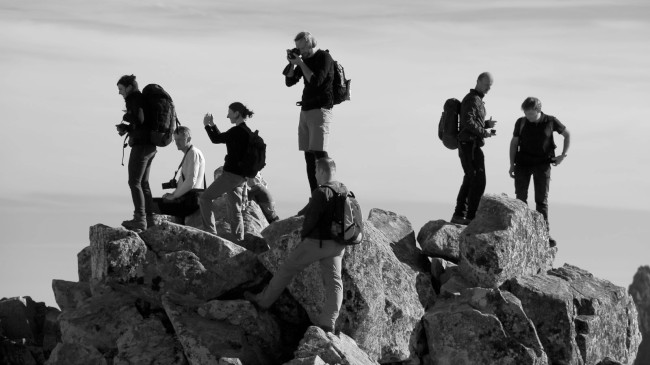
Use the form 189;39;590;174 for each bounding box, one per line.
450;72;498;225
116;74;157;232
283;31;335;196
509;97;571;247
199;102;256;241
246;157;348;333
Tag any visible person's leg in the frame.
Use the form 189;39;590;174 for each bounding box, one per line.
140;145;157;227
304;151;318;192
126;145;155;229
298;111;315;192
318;240;346;330
199;172;245;235
305;108;332;191
225;175;246;241
532;164;551;223
453;142;472;220
466;145;486;220
514;164;532;205
259;201;280;223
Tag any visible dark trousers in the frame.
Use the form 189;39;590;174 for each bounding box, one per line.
454;141;486;220
128;144;157;220
514;163;551;223
305;151;329;192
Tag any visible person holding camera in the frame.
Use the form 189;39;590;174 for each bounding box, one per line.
509;97;571;247
116;74;157;232
199;102;255;240
283;31;335;194
451;72;498;225
154;126;206;221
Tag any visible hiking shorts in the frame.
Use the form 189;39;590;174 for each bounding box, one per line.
298;108;332;152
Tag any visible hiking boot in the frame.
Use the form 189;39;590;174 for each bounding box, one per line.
122;218;146;232
450;215;471;225
549;237;557;247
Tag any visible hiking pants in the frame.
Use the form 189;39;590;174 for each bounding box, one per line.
257;238;346;329
248;185;279;223
199;170;246;240
514;163;551;223
454;141;486;220
128;144;157;220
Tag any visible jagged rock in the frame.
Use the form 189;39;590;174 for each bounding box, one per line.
422;288;548;365
283;355;327;365
0;337;38;365
439;273;472;295
114;318;187;365
162;293;283;365
289;326;378;365
90;224;147;283
431;258;456;294
417;220;464;262
219;358;243;365
77;246;92;282
58;289;145;353
459;194;556;288
0;297;37;342
259;210;434;363
44;342;107;365
140;221;267;299
503;264;641;365
597;358;623;365
52;280;91;311
42;307;60;359
629;265;650;365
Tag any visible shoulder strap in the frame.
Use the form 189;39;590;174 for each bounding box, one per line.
173;147;192;181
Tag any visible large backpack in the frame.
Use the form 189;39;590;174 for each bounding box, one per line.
323;185;364;245
325;50;351;105
438;98;462;150
142;84;180;147
238;128;267;178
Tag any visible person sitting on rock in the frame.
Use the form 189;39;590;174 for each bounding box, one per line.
246;157;347;333
199;102;255;241
509;96;571;247
245;172;280;224
153;126;206;222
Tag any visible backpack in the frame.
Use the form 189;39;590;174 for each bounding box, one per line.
438;98;462;150
325;50;351;105
322;185;364;245
142;84;180;147
238;128;267;178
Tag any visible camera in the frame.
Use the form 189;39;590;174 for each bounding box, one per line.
286;48;300;60
162;179;177;190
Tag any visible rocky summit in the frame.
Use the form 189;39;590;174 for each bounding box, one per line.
0;195;643;365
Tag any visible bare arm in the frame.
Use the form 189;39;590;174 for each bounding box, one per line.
509;136;518;178
553;128;571;165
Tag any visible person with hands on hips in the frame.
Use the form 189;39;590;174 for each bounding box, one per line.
509;96;571;247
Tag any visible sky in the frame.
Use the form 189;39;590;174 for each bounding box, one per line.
0;0;649;308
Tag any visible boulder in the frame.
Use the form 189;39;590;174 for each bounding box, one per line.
422;288;548;365
417;219;464;262
89;224;147;283
259;210;434;363
161;293;282;365
42;307;61;359
629;266;650;365
139;221;267;299
114;318;187;365
503;264;641;365
283;355;327;365
219;358;243;365
288;326;379;365
0;297;37;342
77;246;92;282
431;257;456;294
52;280;91;311
44;342;107;365
0;337;38;365
458;194;556;288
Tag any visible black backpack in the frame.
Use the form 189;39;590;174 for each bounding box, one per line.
322;185;364;245
438;98;462;150
238;128;267;178
142;84;180;147
325;50;351;105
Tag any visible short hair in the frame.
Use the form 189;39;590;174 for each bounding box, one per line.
521;97;542;112
117;74;138;88
315;157;336;174
174;126;191;138
229;102;254;119
294;31;317;48
477;72;492;82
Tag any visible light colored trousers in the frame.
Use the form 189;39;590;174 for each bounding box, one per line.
199;170;246;240
257;238;346;329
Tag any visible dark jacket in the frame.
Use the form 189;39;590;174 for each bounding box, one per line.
205;123;251;176
285;49;334;111
301;181;347;241
457;89;490;147
123;91;152;146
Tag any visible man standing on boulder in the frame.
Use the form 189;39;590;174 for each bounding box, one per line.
451;72;498;225
246;157;347;333
509;97;571;247
283;31;335;195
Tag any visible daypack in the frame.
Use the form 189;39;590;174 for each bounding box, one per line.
325;50;351;105
238;129;267;178
322;185;364;245
142;84;180;147
438;98;462;150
